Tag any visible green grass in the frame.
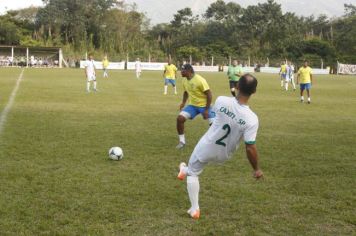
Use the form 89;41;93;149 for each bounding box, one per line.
0;68;355;235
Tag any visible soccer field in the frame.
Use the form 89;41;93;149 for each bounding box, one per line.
0;68;355;235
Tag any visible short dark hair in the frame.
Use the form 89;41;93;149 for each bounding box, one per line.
238;74;258;96
181;64;194;73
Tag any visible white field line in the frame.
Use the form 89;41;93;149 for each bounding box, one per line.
0;69;25;134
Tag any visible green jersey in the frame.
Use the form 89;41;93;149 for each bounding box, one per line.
227;65;243;81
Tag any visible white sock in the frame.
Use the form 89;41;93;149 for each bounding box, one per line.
87;82;90;91
164;85;168;94
292;80;296;89
285;82;288;90
93;81;97;90
281;80;283;87
301;96;304;101
174;86;177;94
308;97;311;102
187;176;200;211
179;134;185;144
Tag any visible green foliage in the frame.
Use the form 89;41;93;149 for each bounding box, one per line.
0;1;355;64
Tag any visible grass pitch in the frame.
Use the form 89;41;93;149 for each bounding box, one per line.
0;68;355;235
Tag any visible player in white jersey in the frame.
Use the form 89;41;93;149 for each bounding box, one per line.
84;54;97;92
135;58;142;79
285;61;296;91
177;74;263;219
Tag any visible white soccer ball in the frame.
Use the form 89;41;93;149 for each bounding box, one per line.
108;147;123;161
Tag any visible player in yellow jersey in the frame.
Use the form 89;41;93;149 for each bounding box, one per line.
279;61;287;88
163;59;178;95
102;55;109;78
297;60;313;104
176;64;215;149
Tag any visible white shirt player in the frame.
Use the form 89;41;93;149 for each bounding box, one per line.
85;59;96;80
135;60;141;72
192;96;258;163
286;65;294;81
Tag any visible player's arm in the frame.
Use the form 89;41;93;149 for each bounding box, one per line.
310;73;313;85
296;71;300;84
245;144;263;179
203;89;212;119
179;91;188;110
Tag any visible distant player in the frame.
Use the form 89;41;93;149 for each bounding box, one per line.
177;74;263;219
163;59;178;95
279;61;287;88
227;60;243;96
135;58;142;79
297;60;313;103
102;55;109;78
285;61;296;91
176;64;215;149
84;54;97;92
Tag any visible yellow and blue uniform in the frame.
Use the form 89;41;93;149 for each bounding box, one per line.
181;74;215;119
164;64;177;85
280;64;287;78
298;66;312;90
102;59;109;69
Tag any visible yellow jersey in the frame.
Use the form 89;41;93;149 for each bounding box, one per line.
102;59;109;68
298;66;312;83
183;74;210;107
280;64;287;73
164;64;177;79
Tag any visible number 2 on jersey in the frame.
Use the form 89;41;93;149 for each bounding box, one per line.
215;124;231;147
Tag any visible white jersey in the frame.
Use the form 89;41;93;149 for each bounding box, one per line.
286;65;294;80
135;61;141;72
85;60;96;76
193;96;259;163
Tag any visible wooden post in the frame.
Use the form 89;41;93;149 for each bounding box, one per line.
211;56;214;66
59;48;63;68
11;46;14;67
26;47;29;67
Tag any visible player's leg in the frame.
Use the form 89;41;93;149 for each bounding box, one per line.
171;79;177;94
306;84;311;104
176;106;198;148
280;74;284;87
300;84;305;102
291;76;296;90
87;75;92;92
164;78;168;95
93;75;97;91
198;106;215;125
178;153;207;219
285;78;289;91
229;80;236;96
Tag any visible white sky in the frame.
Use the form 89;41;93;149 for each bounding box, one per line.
0;0;44;13
1;0;356;24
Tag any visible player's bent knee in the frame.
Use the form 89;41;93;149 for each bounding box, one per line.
177;115;186;123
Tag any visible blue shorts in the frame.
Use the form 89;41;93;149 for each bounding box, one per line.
165;78;176;86
181;105;215;119
300;83;311;90
281;73;287;79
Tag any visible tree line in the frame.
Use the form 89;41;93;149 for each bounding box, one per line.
0;0;355;67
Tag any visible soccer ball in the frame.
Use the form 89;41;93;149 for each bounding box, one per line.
108;147;123;161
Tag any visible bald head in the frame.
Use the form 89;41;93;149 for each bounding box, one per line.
238;74;258;96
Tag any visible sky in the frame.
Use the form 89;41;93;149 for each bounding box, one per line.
1;0;355;24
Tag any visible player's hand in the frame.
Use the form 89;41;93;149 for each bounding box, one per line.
179;103;185;111
254;169;263;179
203;109;209;120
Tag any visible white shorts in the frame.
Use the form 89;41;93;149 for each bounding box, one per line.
87;74;96;82
187;152;208;177
187;140;227;176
